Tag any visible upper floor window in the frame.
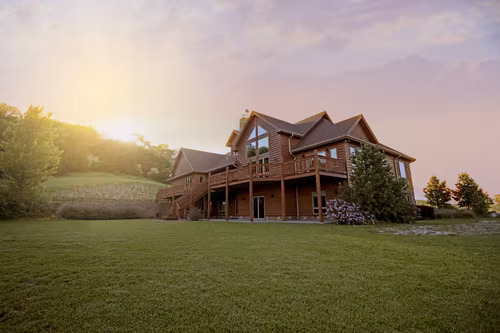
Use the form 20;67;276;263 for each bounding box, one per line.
246;123;269;158
200;175;205;183
350;146;357;167
185;177;192;184
258;137;269;154
330;148;337;159
318;151;326;157
399;161;407;178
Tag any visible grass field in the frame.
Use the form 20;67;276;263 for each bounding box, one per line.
0;219;498;332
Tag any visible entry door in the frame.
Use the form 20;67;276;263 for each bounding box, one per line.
253;196;265;219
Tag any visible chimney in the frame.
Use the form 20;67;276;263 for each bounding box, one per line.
240;109;249;130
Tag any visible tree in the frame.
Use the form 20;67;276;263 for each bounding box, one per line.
452;173;493;215
495;194;500;212
0;102;21;142
423;176;451;208
340;144;415;222
0;106;62;196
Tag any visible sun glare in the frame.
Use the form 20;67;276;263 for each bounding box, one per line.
100;120;136;142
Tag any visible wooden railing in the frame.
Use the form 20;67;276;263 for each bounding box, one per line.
175;180;209;210
157;156;347;202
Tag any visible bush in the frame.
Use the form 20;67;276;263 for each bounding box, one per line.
325;199;375;225
417;205;435;220
187;207;204;221
56;202;157;220
0;190;54;220
435;208;476;219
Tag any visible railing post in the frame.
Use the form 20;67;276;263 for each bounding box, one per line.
280;162;286;221
225;166;229;221
314;150;323;223
249;164;253;222
207;172;211;220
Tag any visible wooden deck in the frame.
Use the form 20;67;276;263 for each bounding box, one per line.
157;156;347;201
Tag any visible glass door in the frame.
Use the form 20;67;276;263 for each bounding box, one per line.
253;196;265;219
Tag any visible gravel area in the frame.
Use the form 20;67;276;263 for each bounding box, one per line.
377;220;500;236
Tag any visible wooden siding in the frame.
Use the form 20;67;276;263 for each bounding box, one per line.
350;122;372;142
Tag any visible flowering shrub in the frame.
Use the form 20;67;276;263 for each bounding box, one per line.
325;199;375;225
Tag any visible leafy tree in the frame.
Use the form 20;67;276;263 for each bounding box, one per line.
452;173;492;215
495;194;500;212
423;176;451;208
340;144;415;222
0;102;21;142
0;106;62;195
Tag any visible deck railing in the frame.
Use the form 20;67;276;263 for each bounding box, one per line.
157;155;347;201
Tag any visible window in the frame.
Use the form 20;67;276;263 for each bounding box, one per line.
399;161;407;178
257;125;267;136
200;176;205;183
312;192;327;214
218;201;226;216
330;148;337;159
318;151;326;156
249;127;256;140
185;177;192;184
247;142;257;158
350;146;357;167
258;137;269;154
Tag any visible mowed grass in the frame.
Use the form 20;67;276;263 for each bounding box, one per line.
41;172;164;190
0;220;498;332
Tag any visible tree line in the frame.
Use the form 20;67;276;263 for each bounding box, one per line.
0;103;175;219
423;174;494;215
0;102;175;182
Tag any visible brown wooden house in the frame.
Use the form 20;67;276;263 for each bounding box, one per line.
157;111;416;222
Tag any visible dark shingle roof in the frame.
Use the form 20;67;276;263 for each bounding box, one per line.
180;148;233;173
255;112;315;135
292;115;361;152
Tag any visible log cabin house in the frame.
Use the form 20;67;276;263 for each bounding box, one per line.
157;111;415;222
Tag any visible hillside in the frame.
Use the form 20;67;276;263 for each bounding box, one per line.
40;172;165;201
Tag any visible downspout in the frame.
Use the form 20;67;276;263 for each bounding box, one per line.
288;133;296;159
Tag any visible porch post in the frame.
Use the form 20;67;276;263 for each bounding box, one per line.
249;164;254;222
225;166;229;221
314;151;324;223
280;162;286;221
207;173;211;220
295;186;300;219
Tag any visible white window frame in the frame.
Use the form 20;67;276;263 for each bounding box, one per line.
399;161;407;179
330;148;337;159
312;191;327;215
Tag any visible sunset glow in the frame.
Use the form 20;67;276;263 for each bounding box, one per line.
1;0;498;198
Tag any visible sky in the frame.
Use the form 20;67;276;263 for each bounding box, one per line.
1;0;499;199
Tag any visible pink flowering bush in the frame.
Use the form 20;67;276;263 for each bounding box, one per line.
325;199;375;225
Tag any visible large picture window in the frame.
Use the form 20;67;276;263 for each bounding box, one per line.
246;123;270;159
258;137;269;154
247;142;257;158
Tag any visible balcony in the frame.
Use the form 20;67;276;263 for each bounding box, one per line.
157;155;347;200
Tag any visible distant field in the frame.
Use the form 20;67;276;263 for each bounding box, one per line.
40;172;165;201
0;218;498;332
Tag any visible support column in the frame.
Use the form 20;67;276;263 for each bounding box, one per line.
295;185;299;219
249;164;254;222
280;163;286;221
314;151;324;223
225;166;229;221
207;173;211;220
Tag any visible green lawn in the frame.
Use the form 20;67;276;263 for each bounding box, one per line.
0;219;498;332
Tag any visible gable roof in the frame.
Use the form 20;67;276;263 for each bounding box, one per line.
255;112;315;136
170;148;234;180
291;114;414;161
295;111;333;124
292;115;361;152
225;130;239;147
